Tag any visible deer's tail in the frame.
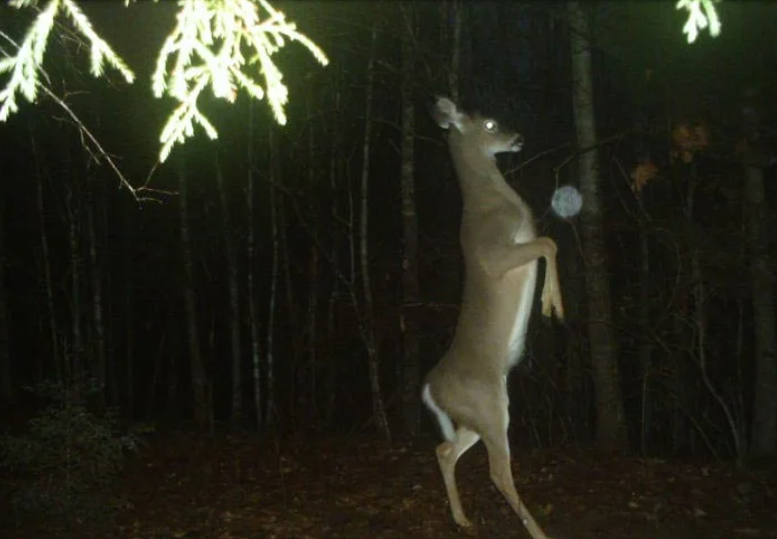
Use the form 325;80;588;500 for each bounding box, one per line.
422;383;456;442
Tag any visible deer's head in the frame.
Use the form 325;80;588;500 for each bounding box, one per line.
432;97;524;158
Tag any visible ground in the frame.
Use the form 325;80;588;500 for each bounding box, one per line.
3;431;777;538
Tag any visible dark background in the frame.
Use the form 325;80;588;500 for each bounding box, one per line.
0;0;775;459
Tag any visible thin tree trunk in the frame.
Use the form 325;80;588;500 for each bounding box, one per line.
246;101;263;431
306;112;320;427
123;208;136;417
216;151;244;426
360;22;390;440
742;89;777;458
637;223;653;455
672;164;698;454
100;196;119;408
33;145;59;382
178;159;212;432
448;0;462;102
66;186;83;396
166;337;181;421
86;178;106;403
0;197;11;403
567;0;627;450
278;190;303;426
265;126;280;429
325;67;343;429
306;243;319;427
562;223;585;440
399;2;420;437
746;163;776;458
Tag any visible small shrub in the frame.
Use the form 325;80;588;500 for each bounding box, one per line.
0;380;139;528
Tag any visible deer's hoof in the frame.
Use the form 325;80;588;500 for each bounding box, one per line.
457;523;477;536
454;517;476;535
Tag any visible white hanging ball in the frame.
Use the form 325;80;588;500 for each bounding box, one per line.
551;185;583;219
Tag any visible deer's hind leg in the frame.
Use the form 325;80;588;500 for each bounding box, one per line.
436;426;480;530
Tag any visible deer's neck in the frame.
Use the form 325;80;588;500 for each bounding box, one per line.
450;147;520;211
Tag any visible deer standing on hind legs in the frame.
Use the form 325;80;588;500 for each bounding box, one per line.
422;97;564;539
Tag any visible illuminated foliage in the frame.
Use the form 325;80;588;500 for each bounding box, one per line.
0;0;135;121
676;0;722;44
152;0;328;161
0;0;328;163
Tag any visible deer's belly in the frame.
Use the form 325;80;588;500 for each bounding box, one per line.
504;263;538;366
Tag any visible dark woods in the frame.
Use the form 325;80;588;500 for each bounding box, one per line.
0;1;775;464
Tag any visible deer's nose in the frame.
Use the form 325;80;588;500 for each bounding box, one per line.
511;134;524;151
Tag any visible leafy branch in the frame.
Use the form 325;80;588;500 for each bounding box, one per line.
152;0;328;162
0;0;134;122
0;0;329;178
676;0;722;44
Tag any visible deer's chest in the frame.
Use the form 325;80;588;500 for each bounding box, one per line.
505;205;538;365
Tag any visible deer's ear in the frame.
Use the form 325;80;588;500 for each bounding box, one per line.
432;96;463;130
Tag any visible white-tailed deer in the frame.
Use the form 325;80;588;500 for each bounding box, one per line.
422;97;564;539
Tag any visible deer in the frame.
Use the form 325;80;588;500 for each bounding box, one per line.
422;97;564;539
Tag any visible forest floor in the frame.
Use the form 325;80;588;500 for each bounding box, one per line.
4;430;777;539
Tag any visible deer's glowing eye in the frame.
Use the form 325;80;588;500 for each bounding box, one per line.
483;120;497;132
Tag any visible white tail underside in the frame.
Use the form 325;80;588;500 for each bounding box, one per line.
422;383;456;442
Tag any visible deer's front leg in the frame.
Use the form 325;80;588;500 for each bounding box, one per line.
476;235;558;280
539;239;564;321
477;235;564;320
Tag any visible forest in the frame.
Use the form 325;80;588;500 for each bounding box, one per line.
0;1;775;538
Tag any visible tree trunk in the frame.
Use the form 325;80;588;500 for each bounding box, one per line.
216;150;244;426
86;177;106;404
34;151;58;382
305;112;321;428
65;186;83;397
0;196;11;403
360;22;391;440
278;189;303;427
265;125;280;429
637;222;654;455
178;159;212;432
567;0;628;450
325;66;344;429
246;101;263;431
448;0;462;102
399;2;420;437
742;89;777;459
123;208;136;417
562;220;586;440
